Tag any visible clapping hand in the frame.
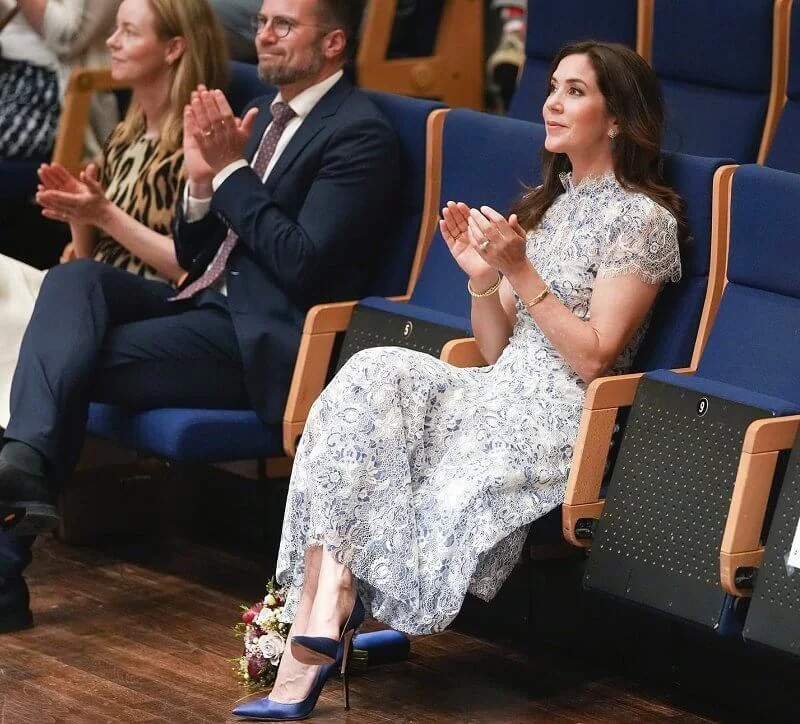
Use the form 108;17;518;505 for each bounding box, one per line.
37;162;84;195
36;163;111;228
466;205;529;279
440;201;498;287
184;85;259;180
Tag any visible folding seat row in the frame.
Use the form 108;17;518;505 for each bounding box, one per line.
82;105;545;479
48;64;732;577
287;116;733;560
43;68;741;615
562;163;800;655
510;0;793;166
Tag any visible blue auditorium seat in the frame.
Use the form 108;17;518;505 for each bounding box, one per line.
766;4;800;172
653;0;779;163
402;109;544;319
581;164;800;634
283;109;546;455
87;89;445;464
529;151;735;545
508;0;638;122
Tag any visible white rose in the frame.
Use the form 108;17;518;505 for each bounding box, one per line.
255;607;272;627
264;594;277;607
258;633;286;664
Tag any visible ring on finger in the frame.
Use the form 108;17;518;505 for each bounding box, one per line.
203;129;213;137
479;239;490;251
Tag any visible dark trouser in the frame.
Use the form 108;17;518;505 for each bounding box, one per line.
0;533;33;583
1;260;252;583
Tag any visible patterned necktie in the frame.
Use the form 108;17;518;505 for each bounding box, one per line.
172;102;297;300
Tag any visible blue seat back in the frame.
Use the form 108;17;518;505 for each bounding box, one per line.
695;165;800;405
410;110;545;317
508;0;638;121
653;0;774;162
766;8;800;172
631;153;734;371
362;92;445;296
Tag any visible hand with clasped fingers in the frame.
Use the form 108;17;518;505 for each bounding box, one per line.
440;201;531;290
183;84;260;197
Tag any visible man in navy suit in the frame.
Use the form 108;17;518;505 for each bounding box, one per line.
0;0;399;632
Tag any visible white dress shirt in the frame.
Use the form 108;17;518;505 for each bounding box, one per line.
183;70;344;295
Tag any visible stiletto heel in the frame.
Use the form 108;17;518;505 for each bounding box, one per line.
291;595;365;666
341;630;355;711
232;662;334;721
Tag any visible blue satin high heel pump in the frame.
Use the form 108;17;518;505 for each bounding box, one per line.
232;662;334;721
290;595;365;666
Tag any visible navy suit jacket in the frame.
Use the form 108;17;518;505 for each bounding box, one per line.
172;76;400;424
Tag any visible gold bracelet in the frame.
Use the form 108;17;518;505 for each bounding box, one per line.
467;275;502;298
523;286;550;309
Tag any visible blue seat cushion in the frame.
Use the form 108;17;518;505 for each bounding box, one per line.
87;403;282;462
644;370;800;417
359;296;471;333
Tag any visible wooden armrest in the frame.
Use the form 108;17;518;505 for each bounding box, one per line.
302;295;410;334
284;301;357;456
720;415;800;596
440;338;485;367
53;68;131;176
285;296;414;456
563;366;695;547
584;367;693;410
302;300;358;334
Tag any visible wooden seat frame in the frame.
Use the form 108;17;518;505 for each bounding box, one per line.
357;0;484;109
561;165;737;548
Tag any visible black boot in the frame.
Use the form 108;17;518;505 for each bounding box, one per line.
0;576;33;633
0;459;58;535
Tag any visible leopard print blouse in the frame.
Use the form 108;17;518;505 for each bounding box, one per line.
93;126;184;284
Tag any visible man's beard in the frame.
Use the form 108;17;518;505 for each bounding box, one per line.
258;47;324;86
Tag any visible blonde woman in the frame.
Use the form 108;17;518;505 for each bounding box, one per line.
0;0;228;429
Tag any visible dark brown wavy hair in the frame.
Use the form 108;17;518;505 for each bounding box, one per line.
511;41;687;242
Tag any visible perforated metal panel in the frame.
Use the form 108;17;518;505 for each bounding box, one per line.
585;377;773;628
744;446;800;654
335;304;470;374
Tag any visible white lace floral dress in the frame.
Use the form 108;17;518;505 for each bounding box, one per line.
277;172;681;635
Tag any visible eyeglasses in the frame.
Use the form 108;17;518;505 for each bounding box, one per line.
251;15;331;39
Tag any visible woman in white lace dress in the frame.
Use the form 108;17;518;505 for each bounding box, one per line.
235;41;687;721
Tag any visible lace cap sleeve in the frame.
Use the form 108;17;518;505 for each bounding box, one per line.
598;195;681;285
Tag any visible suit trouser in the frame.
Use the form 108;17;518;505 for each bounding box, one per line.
2;260;254;583
4;259;253;479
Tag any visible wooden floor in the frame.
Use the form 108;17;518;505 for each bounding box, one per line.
0;534;728;724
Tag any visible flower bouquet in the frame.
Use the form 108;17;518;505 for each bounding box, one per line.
233;579;292;690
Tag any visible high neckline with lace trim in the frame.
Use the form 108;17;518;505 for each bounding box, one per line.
559;170;618;194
